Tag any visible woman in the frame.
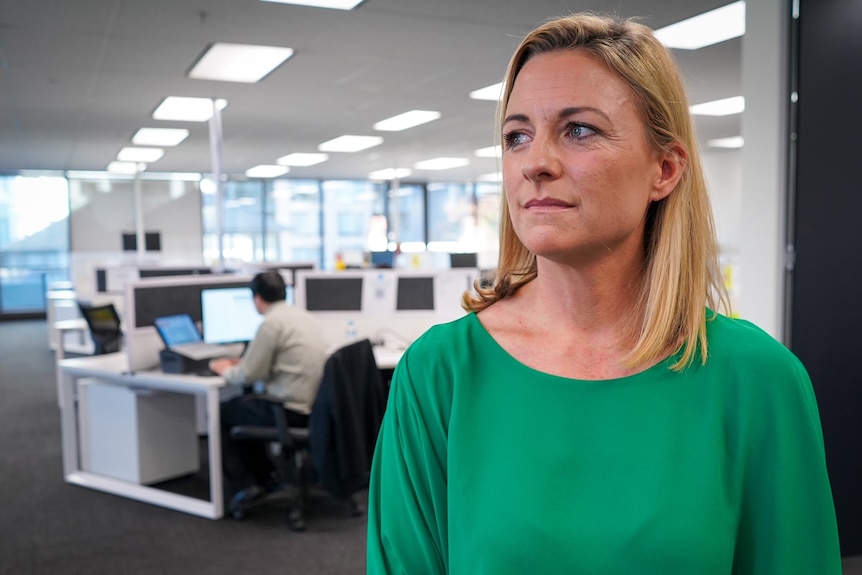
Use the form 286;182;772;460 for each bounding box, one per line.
366;13;840;574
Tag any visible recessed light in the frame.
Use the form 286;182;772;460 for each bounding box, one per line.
117;147;164;163
276;152;330;166
469;82;503;101
414;157;470;170
477;172;502;182
318;135;383;153
259;0;364;9
707;136;744;148
690;96;745;116
373;110;441;132
106;161;143;174
245;165;290;178
474;145;502;158
188;43;294;83
153;97;228;122
132;128;190;146
368;168;412;180
654;1;745;50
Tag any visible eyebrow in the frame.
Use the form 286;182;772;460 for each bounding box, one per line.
503;106;612;125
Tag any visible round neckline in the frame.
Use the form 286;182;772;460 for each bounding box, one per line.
466;311;679;384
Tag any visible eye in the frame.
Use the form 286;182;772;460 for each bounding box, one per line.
566;122;597;140
502;129;530;150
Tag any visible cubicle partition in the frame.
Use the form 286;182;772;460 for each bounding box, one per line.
124;274;252;372
294;268;479;349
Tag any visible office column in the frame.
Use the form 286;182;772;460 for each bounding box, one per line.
208;99;226;271
738;0;791;339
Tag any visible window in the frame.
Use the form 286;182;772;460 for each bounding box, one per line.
266;179;322;267
322;180;384;269
0;175;70;313
427;182;477;253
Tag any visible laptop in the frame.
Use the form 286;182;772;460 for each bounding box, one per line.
153;313;233;360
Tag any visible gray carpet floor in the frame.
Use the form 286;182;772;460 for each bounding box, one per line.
0;320;366;575
2;318;860;574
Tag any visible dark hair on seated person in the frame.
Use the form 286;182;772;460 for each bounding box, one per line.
249;271;286;303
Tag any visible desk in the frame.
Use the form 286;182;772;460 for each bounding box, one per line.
372;346;403;371
59;353;226;519
53;318;92;408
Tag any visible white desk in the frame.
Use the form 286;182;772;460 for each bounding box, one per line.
372;346;403;371
59;353;226;519
53;318;93;408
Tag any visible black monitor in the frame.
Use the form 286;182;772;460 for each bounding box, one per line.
200;286;262;344
304;277;363;311
122;231;162;252
78;302;123;354
370;251;394;268
449;252;478;268
396;276;435;311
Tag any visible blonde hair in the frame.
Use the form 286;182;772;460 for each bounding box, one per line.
463;13;729;371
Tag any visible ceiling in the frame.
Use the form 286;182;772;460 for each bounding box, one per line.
0;0;741;183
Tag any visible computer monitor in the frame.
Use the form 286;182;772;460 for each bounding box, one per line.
304;277;364;311
396;276;435;311
370;251;394;268
449;252;478;268
201;286;263;344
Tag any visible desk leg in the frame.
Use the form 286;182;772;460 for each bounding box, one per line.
59;370;80;477
55;339;67;409
207;388;224;519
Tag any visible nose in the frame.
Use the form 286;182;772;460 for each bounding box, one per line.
520;133;563;182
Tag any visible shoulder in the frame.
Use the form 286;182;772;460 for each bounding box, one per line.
389;313;480;410
401;313;480;367
706;313;805;374
702;312;815;411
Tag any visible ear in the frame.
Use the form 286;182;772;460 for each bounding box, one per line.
650;143;687;201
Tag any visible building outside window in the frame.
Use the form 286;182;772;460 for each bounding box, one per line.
203;179;264;263
0;175;70;314
322;180;385;269
265;179;322;268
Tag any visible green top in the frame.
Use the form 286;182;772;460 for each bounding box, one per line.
367;312;841;574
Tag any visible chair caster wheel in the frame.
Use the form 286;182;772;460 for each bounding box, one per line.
287;510;306;531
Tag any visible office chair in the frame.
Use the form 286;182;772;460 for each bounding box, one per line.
228;338;388;531
77;302;123;355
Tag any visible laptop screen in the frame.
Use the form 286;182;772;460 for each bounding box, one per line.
153;314;203;347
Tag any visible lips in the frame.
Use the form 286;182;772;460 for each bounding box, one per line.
523;197;573;209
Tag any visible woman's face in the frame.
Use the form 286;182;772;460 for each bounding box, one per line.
502;49;676;267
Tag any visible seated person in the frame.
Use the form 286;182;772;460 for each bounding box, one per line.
209;271;327;513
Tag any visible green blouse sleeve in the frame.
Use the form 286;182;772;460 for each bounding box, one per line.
367;345;450;575
732;352;841;574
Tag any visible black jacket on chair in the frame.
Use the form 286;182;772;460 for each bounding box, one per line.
309;338;387;500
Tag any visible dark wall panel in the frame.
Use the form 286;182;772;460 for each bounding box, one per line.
793;0;862;555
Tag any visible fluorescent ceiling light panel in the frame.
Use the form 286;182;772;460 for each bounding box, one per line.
654;1;745;50
188;43;294;83
246;164;290;178
368;168;412;180
690;95;745;116
153;97;228;122
318;135;383;153
132;127;189;146
469;82;503;101
707;136;744;148
373;110;441;131
276;152;329;166
106;161;143;174
260;0;364;9
117;147;164;162
474;145;502;158
414;157;470;170
477;171;502;182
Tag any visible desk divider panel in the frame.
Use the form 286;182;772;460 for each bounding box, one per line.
124;274;252;372
294;268;479;350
